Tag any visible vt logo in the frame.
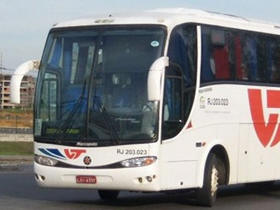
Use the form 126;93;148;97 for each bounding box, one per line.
64;149;86;159
39;148;86;160
248;89;280;147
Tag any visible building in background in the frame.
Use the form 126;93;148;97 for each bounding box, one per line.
0;73;36;109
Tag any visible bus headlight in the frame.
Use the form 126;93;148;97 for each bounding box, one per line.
35;155;58;167
120;156;157;168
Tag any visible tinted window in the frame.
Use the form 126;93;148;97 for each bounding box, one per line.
201;26;280;85
35;26;166;144
168;25;197;87
163;25;197;140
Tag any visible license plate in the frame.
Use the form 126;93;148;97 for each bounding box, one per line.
76;176;97;184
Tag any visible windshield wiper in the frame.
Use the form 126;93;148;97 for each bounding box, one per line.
54;80;88;139
92;98;120;145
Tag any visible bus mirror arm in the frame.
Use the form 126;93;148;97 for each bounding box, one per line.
147;56;169;101
10;60;40;104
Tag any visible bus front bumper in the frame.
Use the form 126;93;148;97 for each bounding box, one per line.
34;162;160;192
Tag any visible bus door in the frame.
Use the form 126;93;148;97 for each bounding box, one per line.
160;25;198;189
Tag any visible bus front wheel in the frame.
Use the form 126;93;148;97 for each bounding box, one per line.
98;190;120;201
196;153;222;207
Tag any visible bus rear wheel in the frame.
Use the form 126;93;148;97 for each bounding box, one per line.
196;153;223;207
98;190;120;201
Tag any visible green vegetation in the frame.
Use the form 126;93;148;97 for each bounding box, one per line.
0;142;33;155
1;108;33;114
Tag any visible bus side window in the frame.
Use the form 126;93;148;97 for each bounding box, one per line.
201;29;215;82
240;34;276;83
257;37;268;82
266;39;274;82
162;66;184;139
201;26;280;85
168;27;192;86
243;35;259;81
163;77;182;122
165;25;197;139
167;25;197;121
234;35;245;80
237;33;271;82
272;43;280;82
201;27;232;82
211;30;231;80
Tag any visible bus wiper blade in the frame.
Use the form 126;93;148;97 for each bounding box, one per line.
55;80;88;139
102;106;120;145
93;100;120;145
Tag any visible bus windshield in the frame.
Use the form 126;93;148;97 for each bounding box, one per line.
34;26;165;146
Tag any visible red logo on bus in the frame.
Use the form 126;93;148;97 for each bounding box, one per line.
248;89;280;147
64;149;86;159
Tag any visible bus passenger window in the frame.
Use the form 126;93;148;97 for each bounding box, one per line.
211;30;230;80
257;37;268;82
272;44;280;82
201;27;232;82
234;35;245;80
201;30;215;82
243;36;258;81
265;40;274;82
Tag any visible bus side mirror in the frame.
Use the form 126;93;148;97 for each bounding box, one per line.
147;57;169;101
10;60;40;104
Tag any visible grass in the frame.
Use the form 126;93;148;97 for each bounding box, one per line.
0;142;33;155
1;108;33;114
0;109;34;155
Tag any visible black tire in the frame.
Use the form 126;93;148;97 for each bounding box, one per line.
216;157;226;186
98;190;120;201
196;153;223;207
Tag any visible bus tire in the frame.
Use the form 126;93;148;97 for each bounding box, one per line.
216;157;226;185
98;190;120;201
196;153;220;207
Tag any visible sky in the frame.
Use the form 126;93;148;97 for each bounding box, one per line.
1;0;280;70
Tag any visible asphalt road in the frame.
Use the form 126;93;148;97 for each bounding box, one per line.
1;164;280;210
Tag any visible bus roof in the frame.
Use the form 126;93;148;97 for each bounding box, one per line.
53;8;280;35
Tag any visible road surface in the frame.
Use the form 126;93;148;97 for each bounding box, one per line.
1;164;280;210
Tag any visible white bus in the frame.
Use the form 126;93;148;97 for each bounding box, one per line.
11;8;280;206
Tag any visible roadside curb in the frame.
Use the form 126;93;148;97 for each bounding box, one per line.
0;155;33;171
0;155;33;162
0;163;20;171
